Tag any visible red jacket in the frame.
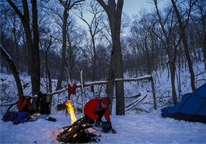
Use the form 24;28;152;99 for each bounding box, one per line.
84;98;111;121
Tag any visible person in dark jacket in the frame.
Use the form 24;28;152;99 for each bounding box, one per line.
84;97;111;127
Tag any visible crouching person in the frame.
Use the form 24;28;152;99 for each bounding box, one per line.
84;97;112;130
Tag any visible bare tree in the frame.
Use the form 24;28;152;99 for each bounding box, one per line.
39;35;55;93
66;18;84;80
96;0;125;115
0;45;23;97
75;0;105;92
130;11;156;75
6;0;40;96
171;0;198;92
153;0;183;103
56;0;85;90
191;0;206;69
0;5;24;73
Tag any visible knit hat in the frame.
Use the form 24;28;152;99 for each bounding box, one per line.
101;97;111;106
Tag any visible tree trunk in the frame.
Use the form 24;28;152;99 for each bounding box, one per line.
202;38;206;69
169;61;177;104
45;50;52;93
97;0;125;115
0;45;23;97
13;14;19;72
115;38;124;115
112;0;124;115
202;18;206;69
31;0;40;95
7;0;40;96
56;9;68;90
91;35;96;93
171;0;196;91
167;41;178;104
144;37;151;74
56;0;85;90
154;0;178;104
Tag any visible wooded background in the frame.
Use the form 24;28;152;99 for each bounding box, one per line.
1;0;205;115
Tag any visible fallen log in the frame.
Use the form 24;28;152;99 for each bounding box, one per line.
125;94;148;111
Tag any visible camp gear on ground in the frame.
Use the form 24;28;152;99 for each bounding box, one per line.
32;92;50;114
161;83;206;123
3;111;18;122
85;127;101;137
30;113;40;121
17;96;32;113
45;116;56;122
101;121;112;133
3;111;30;124
14;112;30;124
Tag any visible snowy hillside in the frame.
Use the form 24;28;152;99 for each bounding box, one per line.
0;62;206;143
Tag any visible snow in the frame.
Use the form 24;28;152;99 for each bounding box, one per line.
1;112;206;143
1;62;206;143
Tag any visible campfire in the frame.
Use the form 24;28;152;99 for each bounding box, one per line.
56;100;100;143
65;100;77;124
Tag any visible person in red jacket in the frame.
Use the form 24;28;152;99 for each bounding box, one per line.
84;97;111;127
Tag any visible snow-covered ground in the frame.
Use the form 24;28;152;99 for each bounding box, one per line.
0;61;206;143
1;112;206;143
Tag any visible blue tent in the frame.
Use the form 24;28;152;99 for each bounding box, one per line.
161;83;206;123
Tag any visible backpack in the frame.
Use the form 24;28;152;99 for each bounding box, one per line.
17;96;32;114
32;92;50;114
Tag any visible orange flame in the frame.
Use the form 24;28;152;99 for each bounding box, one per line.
65;100;77;124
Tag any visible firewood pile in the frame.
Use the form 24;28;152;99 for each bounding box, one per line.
56;117;100;143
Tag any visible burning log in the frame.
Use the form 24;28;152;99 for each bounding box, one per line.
56;100;100;143
56;117;100;143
